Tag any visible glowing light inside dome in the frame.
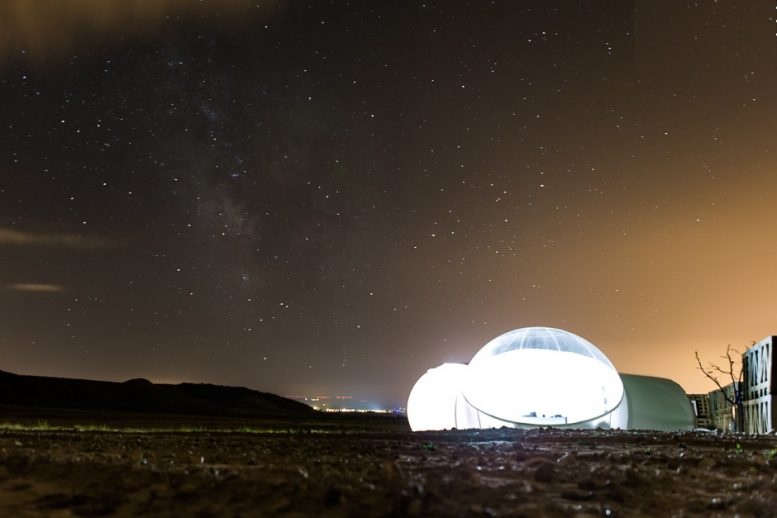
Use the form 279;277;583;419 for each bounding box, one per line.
464;348;624;425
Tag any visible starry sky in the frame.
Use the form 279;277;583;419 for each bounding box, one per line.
1;0;776;408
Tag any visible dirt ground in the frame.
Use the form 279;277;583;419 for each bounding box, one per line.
3;420;777;517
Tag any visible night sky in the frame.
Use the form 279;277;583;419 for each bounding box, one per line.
1;1;776;408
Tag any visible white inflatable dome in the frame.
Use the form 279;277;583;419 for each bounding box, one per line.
407;327;701;431
463;327;624;426
407;363;469;431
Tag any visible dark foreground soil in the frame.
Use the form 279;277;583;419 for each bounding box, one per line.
3;420;777;517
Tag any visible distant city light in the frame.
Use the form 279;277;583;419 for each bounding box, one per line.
287;394;402;414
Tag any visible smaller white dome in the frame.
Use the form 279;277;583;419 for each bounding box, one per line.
406;363;467;431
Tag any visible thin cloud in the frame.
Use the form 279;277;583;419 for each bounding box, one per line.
5;283;66;293
0;227;115;249
0;0;282;66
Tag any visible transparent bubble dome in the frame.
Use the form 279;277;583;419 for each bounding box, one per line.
470;327;616;367
463;327;624;425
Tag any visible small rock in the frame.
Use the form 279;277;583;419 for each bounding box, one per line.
406;497;423;516
267;497;291;513
708;497;728;510
324;487;342;506
177;484;197;498
533;462;555;483
623;468;643;487
148;483;170;499
556;452;573;464
381;460;401;481
10;482;32;492
561;489;593;501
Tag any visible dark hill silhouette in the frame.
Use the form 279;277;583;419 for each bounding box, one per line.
0;370;315;418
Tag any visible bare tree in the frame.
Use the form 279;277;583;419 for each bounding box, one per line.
695;344;744;432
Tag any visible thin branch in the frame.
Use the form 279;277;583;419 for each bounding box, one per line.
695;349;738;406
695;351;727;391
711;365;728;376
725;344;738;387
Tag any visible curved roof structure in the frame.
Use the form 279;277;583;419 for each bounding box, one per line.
470;326;614;369
617;373;695;431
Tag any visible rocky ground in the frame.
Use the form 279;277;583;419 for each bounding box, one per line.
2;420;777;517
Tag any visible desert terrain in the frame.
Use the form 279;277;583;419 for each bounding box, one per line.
2;408;777;517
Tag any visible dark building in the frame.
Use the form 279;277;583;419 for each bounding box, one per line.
742;337;775;434
708;382;742;433
688;393;712;429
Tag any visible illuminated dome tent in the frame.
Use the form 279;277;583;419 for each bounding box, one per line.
407;327;694;431
406;363;468;432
